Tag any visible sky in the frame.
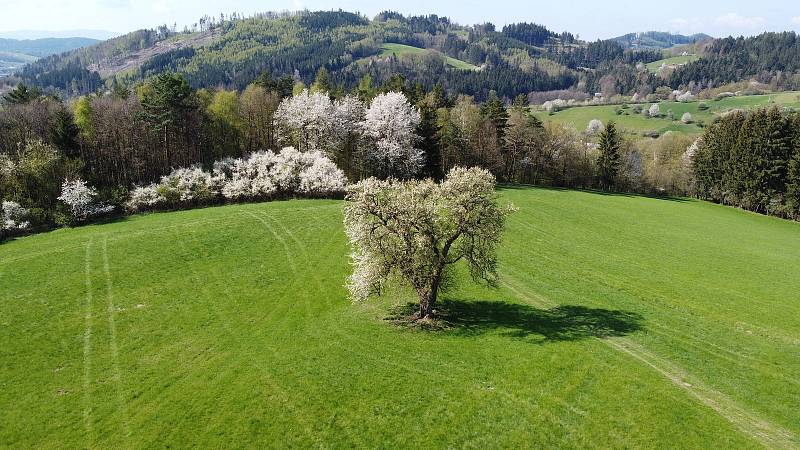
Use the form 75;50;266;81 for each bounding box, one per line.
0;0;798;40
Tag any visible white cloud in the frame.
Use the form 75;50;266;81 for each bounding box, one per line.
668;17;705;34
792;16;800;25
714;13;766;29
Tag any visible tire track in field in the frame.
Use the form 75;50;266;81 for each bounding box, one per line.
508;225;795;379
228;211;327;446
241;211;312;323
81;239;95;445
268;210;590;435
515;251;799;388
101;237;131;440
246;209;368;447
501;276;799;450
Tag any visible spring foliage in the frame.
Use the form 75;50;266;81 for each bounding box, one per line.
57;179;114;221
343;167;510;318
126;147;346;212
1;200;29;237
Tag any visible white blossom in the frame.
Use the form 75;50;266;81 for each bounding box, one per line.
361;91;424;178
648;103;661;117
58;179;114;220
298;152;347;195
157;165;217;203
676;91;695;102
274;89;337;152
1;200;29;232
218;151;279;200
586;119;603;135
126;184;166;211
681;112;693;124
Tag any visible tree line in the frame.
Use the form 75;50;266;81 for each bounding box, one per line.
693;107;800;219
3;67;799;238
16;10;685;103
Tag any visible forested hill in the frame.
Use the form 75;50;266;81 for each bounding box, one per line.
611;32;711;49
16;10;650;100
17;11;800;100
668;32;800;88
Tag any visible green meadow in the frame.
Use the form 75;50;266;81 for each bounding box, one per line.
532;91;800;137
645;54;701;73
377;43;480;70
2;188;799;448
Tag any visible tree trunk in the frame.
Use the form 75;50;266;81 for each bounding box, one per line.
417;270;442;320
418;296;433;320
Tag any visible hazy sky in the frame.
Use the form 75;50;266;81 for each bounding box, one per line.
1;0;798;40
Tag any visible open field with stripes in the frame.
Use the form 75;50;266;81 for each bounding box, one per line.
1;188;799;448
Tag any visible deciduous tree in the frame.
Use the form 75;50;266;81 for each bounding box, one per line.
344;166;511;319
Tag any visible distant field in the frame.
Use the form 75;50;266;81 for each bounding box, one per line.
377;43;479;70
0;51;37;77
532;91;800;137
2;189;799;447
646;54;700;73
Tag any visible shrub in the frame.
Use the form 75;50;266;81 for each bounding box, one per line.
57;179;114;223
127;148;346;212
586;119;603;135
1;201;30;238
681;112;693;124
217;151;279;200
157;166;217;204
126;184;166;212
298;152;347;196
676;91;695;102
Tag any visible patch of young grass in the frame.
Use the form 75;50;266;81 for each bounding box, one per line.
377;43;479;70
2;190;799;448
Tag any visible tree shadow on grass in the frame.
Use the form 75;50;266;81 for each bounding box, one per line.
386;299;643;343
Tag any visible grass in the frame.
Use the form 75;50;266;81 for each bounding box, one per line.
532;91;800;137
377;43;479;70
645;54;701;73
2;189;800;448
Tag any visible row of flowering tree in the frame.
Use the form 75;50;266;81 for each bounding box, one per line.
275;90;423;180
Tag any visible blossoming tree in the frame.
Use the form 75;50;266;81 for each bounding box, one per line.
361;92;424;179
343;167;511;320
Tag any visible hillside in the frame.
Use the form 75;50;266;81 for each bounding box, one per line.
0;37;98;77
18;11;580;99
2;188;799;447
645;54;701;74
373;43;480;70
14;11;679;100
611;31;712;49
532;91;800;136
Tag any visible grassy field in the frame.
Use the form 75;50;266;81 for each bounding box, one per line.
377;43;479;70
2;189;799;448
532;91;800;137
645;54;701;73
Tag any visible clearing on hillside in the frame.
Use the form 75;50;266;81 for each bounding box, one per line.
1;189;799;448
645;54;701;73
532;91;800;137
375;43;480;70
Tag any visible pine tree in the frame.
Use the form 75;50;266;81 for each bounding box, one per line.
2;84;40;105
50;107;80;158
786;114;800;217
310;67;331;94
481;90;509;140
597;121;621;189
